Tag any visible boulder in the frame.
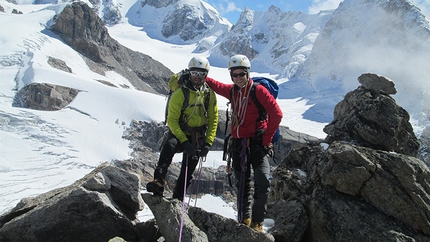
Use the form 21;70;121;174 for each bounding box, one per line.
0;162;144;242
12;83;79;111
269;142;430;241
50;2;172;95
142;194;275;242
358;73;397;94
324;74;419;156
267;74;429;241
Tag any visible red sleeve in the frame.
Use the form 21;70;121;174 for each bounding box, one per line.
205;77;234;99
254;84;283;146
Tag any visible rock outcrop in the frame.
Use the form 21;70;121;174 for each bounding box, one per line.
50;2;173;95
0;162;144;241
268;73;430;241
3;73;429;242
142;194;274;242
12;83;79;111
324;73;419;156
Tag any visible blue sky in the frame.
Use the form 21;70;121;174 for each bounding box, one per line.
205;0;343;23
205;0;430;24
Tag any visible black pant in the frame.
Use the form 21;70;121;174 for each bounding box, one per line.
153;131;201;200
231;137;270;223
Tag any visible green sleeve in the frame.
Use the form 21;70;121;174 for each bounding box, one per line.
205;89;218;145
167;89;188;144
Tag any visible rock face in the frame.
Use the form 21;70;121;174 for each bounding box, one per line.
142;194;275;242
12;83;79;111
324;74;419;157
358;73;397;94
3;73;429;241
270;141;430;241
268;74;430;241
50;2;173;95
0;162;144;241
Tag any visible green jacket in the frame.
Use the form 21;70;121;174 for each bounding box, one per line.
167;83;218;145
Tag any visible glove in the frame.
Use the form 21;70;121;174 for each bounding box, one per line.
182;141;196;155
264;144;274;157
256;129;265;139
199;142;211;157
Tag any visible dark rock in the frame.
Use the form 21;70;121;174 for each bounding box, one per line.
269;141;430;241
358;73;397;94
267;75;429;241
0;162;144;242
419;126;430;167
324;80;419;156
142;194;275;242
50;2;172;95
266;200;309;242
12;83;79;111
141;194;209;241
48;56;73;73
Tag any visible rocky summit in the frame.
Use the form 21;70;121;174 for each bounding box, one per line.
1;73;430;242
268;73;430;241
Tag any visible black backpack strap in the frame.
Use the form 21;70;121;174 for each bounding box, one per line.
179;87;190;128
249;83;267;120
181;87;190;112
203;85;210;118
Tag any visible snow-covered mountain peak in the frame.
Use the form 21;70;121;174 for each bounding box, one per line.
283;0;430;128
125;0;231;47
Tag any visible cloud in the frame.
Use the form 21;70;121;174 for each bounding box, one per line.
225;1;241;13
308;0;430;17
308;0;343;14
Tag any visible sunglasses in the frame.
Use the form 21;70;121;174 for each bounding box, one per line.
190;71;208;77
231;72;247;78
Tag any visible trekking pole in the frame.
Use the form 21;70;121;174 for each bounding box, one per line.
191;156;204;207
179;155;189;242
226;151;233;187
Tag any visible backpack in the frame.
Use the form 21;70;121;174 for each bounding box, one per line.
250;77;280;144
164;69;210;124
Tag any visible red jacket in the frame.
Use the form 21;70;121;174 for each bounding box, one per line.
206;77;283;146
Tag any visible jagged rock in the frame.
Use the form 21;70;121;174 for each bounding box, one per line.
142;194;275;242
269;141;430;241
12;83;79;111
358;73;397;94
50;2;172;95
0;162;144;242
142;194;209;241
267;77;429;241
47;56;73;73
419;126;430;167
266;200;308;242
324;74;419;156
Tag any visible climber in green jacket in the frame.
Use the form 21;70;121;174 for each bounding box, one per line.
147;56;218;200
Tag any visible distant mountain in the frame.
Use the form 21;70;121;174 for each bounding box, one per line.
125;0;232;50
27;0;430;134
285;0;430;126
2;0;430;132
210;6;333;76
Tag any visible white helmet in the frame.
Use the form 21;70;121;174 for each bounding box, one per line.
188;56;210;71
228;54;251;70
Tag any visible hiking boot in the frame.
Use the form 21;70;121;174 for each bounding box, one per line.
146;179;165;196
241;218;251;226
250;220;264;233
